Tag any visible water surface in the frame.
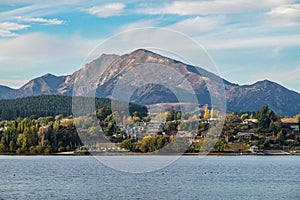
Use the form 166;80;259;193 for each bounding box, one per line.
0;156;299;200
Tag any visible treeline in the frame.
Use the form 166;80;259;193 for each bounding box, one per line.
0;95;148;120
0;116;81;154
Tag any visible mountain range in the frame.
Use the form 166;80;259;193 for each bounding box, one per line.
1;49;299;116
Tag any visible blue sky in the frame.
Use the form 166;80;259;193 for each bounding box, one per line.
0;0;299;92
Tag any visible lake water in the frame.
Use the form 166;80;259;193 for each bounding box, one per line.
0;155;299;200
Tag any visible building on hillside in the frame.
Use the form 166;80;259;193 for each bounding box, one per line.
236;132;256;141
146;120;165;134
242;118;258;125
249;145;259;153
281;118;299;131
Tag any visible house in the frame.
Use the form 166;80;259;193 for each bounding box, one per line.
249;145;259;153
236;132;255;140
281;118;299;131
146;120;165;134
242;118;258;125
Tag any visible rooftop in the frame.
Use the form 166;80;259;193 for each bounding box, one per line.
281;118;299;124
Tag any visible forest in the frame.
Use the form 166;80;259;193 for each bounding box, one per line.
0;95;147;120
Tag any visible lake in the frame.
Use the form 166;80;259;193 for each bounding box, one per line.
0;155;299;200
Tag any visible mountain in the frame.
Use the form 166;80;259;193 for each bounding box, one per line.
0;49;299;116
96;49;217;105
0;85;15;99
16;73;67;97
95;49;300;116
226;80;300;116
0;53;118;99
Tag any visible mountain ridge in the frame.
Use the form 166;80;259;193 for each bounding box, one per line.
0;49;299;116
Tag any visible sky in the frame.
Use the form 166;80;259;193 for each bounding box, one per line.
0;0;299;92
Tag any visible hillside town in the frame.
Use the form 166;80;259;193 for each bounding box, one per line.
0;103;299;155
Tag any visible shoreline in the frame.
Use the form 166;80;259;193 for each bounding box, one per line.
0;150;298;156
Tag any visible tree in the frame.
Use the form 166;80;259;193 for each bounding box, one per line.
275;129;285;146
139;135;170;153
257;104;277;133
199;138;215;152
241;113;249;121
132;111;141;123
9;140;16;152
204;106;210;119
0;143;5;152
210;108;218;118
214;138;228;151
16;133;27;150
139;135;151;152
269;121;276;134
120;139;136;152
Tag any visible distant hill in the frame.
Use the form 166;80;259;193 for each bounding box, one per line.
0;49;299;116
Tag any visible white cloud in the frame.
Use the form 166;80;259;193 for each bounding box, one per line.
167;16;225;36
0;29;17;37
117;19;158;32
200;35;300;50
0;22;29;30
85;3;126;18
0;0;90;22
266;4;300;25
16;16;66;25
0;32;102;87
141;0;296;15
0;22;29;37
0;33;99;60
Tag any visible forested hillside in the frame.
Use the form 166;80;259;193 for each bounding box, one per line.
0;95;148;120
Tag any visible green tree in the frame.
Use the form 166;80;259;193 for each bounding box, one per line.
139;135;151;152
199;138;215;151
132;111;141;123
9;140;16;152
275;129;285;146
120;139;136;151
139;135;170;153
257;105;277;133
214;138;228;151
269;121;277;134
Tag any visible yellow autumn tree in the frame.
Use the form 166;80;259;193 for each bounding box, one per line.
210;108;214;119
204;106;210;119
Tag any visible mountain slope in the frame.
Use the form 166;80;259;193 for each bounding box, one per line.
59;53;119;96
